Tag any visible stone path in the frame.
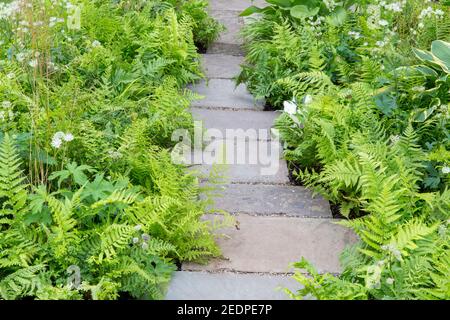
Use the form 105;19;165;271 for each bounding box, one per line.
166;0;357;300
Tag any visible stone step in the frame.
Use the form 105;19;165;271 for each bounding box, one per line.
183;214;358;274
205;183;332;218
191;108;276;135
189;79;264;110
201;54;243;79
165;271;298;300
209;0;267;12
189;161;290;184
210;10;243;46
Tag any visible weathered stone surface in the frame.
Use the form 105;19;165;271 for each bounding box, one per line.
183;215;358;274
188;161;290;184
207;42;244;56
191;108;277;134
209;0;267;11
165;271;298;300
201;54;244;79
206;183;332;218
210;10;243;45
189;79;264;109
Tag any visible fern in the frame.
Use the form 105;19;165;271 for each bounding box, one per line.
0;134;28;227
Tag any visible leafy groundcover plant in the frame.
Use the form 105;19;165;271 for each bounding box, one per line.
0;0;227;300
240;0;450;299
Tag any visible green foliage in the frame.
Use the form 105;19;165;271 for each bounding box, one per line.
0;0;227;300
241;0;450;300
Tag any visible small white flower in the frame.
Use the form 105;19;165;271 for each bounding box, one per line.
51;138;62;149
2;101;12;109
28;59;38;68
63;133;74;142
6;72;15;79
132;237;139;244
54;131;65;140
442;166;450;174
134;225;142;231
283;101;297;115
91;40;101;48
141;242;149;250
379;19;389;27
386;278;395;285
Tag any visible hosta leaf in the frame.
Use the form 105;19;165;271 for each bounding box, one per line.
290;5;319;19
431;40;450;74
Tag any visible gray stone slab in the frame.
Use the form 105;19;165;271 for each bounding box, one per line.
189;79;264;109
207;42;244;56
207;183;332;218
165;271;298;300
183;215;358;274
191;108;277;134
209;0;267;11
210;10;243;46
188;161;290;184
201;54;243;79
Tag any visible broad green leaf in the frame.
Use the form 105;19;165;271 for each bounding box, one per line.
413;48;435;64
412;98;440;122
240;6;264;17
266;0;292;8
431;40;450;73
290;5;319;19
328;6;347;26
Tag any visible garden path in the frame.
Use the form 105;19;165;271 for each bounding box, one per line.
166;0;357;300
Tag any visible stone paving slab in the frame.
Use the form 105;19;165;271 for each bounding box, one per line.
210;10;243;45
183;215;358;274
188;161;290;184
205;183;332;218
189;79;264;109
210;0;267;12
165;271;298;300
191;108;276;135
207;42;244;56
201;54;244;79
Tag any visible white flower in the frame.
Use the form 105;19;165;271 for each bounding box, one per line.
132;237;139;244
2;101;12;109
378;19;389;27
435;9;444;17
63;133;74;142
54;131;65;140
386;278;395;285
141;242;149;250
376;41;386;47
6;72;15;79
442;166;450;174
51;137;62;149
283;101;297;115
28;59;38;68
134;224;142;231
91;40;101;48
